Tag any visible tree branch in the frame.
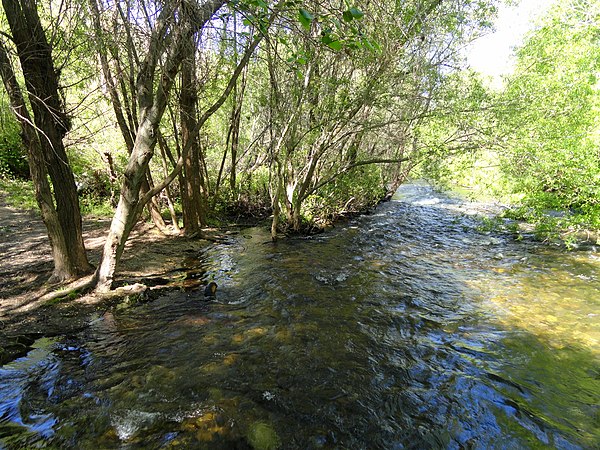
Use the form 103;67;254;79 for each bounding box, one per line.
136;12;275;209
306;157;411;198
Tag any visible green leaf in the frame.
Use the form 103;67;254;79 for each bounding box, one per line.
343;10;353;22
321;34;342;51
298;8;314;31
321;36;340;50
327;40;343;51
349;7;364;19
362;37;381;52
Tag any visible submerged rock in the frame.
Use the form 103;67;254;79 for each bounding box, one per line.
247;421;280;450
204;282;218;298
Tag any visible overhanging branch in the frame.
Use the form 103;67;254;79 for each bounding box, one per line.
305;157;411;198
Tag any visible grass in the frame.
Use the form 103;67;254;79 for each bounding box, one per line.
0;177;115;218
0;177;38;210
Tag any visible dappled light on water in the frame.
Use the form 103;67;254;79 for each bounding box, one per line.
0;183;598;448
482;256;599;354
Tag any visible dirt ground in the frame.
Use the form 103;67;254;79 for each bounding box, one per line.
0;200;222;364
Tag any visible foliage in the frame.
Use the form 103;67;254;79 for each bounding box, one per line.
78;192;116;218
304;165;386;226
0;0;505;285
418;0;600;242
415;70;504;188
0;101;28;178
495;0;600;232
0;0;501;230
0;177;37;210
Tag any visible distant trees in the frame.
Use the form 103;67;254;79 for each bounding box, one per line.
419;0;600;235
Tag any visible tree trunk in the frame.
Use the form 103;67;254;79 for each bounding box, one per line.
142;170;169;233
95;118;161;291
0;39;73;279
157;136;181;232
227;16;250;198
90;0;169;234
95;0;228;291
180;39;206;234
271;162;283;241
2;0;92;280
228;68;248;198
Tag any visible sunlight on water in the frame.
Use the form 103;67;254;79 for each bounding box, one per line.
468;249;600;354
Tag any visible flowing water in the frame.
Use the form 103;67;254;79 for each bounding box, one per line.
1;184;599;449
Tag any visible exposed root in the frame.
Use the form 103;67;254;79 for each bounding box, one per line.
38;275;97;303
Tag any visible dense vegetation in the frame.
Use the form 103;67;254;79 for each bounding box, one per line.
0;0;598;288
431;0;600;241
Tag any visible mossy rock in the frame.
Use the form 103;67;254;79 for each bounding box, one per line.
247;421;280;450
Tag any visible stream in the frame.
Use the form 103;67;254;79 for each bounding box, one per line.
0;183;598;449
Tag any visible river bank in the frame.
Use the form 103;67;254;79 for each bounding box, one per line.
442;182;600;250
0;199;228;364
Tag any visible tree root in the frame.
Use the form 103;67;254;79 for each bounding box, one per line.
38;276;148;304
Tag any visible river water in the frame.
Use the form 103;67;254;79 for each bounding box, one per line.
1;183;598;449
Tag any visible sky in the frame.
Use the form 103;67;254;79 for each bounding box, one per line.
465;0;557;86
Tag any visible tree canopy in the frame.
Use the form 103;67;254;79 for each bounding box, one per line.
499;0;600;227
3;0;598;288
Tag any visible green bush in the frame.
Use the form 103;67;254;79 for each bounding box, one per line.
304;165;386;225
0;116;29;179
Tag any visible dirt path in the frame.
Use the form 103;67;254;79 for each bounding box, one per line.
0;200;220;364
0;204;110;306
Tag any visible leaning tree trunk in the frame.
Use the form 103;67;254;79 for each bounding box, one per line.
0;39;72;279
2;0;92;281
94;0;270;291
95;0;228;291
90;0;169;234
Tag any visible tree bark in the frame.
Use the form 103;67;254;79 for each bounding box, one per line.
142;170;169;232
0;39;73;279
2;0;92;280
95;0;228;291
180;37;207;234
157;136;181;232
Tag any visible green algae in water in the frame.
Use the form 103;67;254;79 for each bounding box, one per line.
247;421;280;450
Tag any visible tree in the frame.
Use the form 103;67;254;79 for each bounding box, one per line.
94;0;271;290
94;0;230;291
88;0;171;233
0;0;500;290
179;32;208;234
497;0;600;224
232;0;499;237
1;0;92;281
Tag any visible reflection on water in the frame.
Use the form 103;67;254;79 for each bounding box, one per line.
0;183;598;449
